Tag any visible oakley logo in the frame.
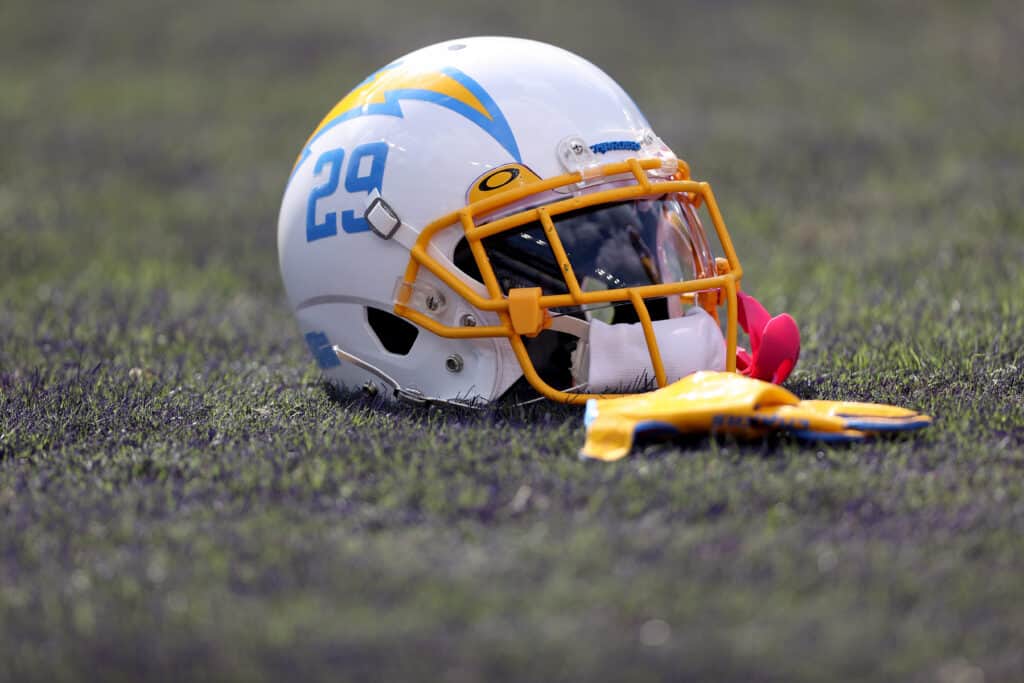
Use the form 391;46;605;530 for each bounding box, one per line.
478;167;520;192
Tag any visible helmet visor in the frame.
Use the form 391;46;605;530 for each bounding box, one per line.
456;195;715;322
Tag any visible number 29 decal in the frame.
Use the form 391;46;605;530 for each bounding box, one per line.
306;142;389;242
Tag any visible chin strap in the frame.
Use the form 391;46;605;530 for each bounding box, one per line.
735;290;800;384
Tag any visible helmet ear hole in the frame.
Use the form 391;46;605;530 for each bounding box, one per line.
366;307;419;355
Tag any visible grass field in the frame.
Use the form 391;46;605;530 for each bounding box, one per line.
2;0;1023;680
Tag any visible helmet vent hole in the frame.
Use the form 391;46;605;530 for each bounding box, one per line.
366;307;419;356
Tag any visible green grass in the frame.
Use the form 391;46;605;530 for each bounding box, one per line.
2;0;1023;680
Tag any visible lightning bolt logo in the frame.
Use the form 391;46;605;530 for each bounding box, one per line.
292;61;522;175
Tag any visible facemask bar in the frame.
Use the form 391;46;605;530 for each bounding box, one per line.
392;157;743;404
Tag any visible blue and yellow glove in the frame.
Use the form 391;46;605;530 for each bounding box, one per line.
581;371;932;461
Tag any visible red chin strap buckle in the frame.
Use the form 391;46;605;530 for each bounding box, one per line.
735;290;800;384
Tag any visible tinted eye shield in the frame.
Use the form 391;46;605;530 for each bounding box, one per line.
393;157;744;404
459;196;716;326
471;197;709;286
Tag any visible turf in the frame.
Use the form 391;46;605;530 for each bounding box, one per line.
2;0;1023;680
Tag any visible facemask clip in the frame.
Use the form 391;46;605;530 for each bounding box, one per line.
393;278;448;317
639;130;678;177
557;136;602;184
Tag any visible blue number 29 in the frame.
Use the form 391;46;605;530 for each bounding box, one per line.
305;142;389;242
305;148;345;241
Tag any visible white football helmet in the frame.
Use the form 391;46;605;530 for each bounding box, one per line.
278;36;744;405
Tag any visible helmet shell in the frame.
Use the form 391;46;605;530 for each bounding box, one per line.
278;36;659;400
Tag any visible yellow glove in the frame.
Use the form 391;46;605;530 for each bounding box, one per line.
581;371;932;461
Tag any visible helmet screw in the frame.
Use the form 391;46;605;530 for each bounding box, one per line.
445;354;464;373
426;293;445;312
460;314;477;327
571;142;585;155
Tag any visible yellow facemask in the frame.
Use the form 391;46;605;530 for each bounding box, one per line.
393;157;744;404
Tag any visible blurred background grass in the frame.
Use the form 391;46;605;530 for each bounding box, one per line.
1;0;1023;681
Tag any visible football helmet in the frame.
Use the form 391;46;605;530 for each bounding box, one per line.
278;36;747;405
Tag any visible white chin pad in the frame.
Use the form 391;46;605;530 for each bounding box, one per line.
575;307;726;392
